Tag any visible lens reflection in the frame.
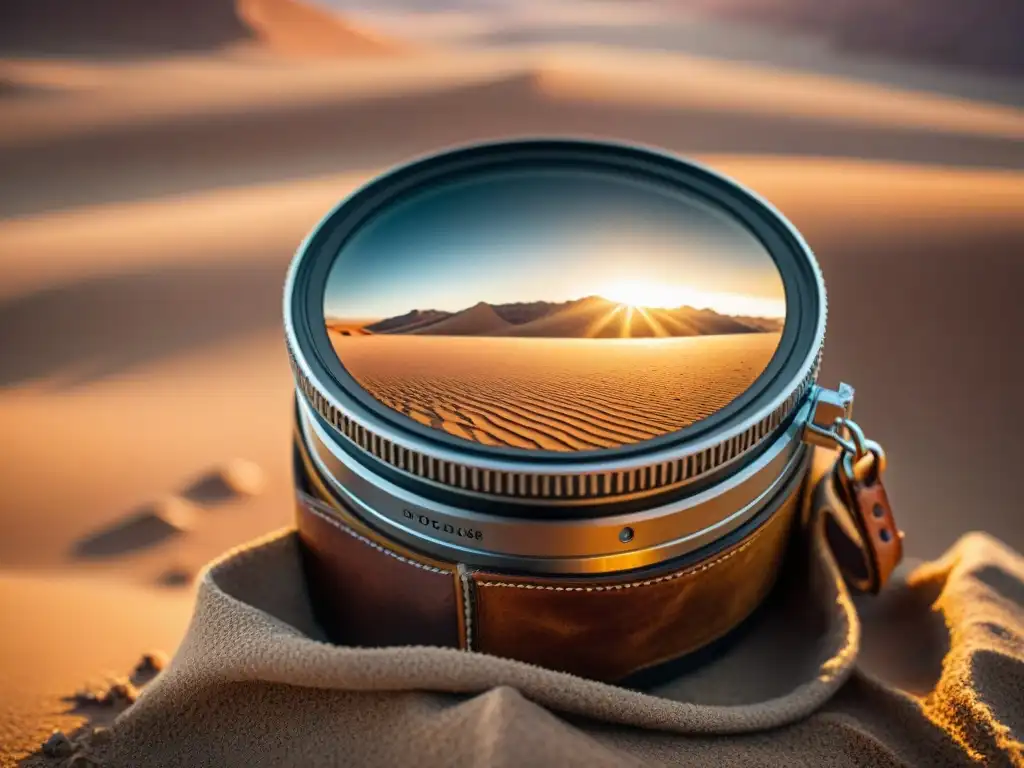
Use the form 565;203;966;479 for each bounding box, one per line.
323;168;786;452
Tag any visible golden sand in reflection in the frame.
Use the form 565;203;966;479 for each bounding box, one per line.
329;332;781;451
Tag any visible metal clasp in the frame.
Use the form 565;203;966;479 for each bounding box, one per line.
802;383;855;449
803;383;888;485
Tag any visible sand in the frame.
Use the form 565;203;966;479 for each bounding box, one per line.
329;333;781;450
682;0;1024;79
1;0;1023;762
0;0;405;59
0;573;193;763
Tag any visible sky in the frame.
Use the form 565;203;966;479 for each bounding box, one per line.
323;168;787;321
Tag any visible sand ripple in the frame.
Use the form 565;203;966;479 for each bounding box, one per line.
330;333;781;451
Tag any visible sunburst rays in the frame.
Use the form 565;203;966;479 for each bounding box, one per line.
634;306;671;337
579;302;674;339
583;304;625;338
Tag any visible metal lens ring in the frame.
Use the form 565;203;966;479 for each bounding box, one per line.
285;139;829;572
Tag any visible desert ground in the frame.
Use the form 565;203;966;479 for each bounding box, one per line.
2;0;1024;761
329;333;780;450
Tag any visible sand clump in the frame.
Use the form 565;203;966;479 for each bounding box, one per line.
135;650;169;677
73;677;139;709
157;565;196;588
42;731;75;758
71;650;167;709
89;727;113;746
41;728;108;765
103;680;140;707
217;458;267;498
150;496;198;533
35;653;170;764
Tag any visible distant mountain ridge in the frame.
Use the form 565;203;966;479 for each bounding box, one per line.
364;309;450;334
407;301;512;336
346;296;783;338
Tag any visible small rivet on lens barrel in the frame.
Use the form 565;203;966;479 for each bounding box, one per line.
619;527;635;544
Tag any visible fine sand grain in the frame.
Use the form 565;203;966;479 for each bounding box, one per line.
329;333;780;450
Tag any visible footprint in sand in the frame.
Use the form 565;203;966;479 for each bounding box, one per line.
180;458;267;505
72;496;198;559
72;459;265;563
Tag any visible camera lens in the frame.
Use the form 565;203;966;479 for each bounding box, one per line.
285;139;827;576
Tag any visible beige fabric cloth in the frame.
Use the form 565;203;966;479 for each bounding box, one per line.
95;506;1023;766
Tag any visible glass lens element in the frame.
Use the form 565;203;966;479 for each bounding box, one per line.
323;168;786;452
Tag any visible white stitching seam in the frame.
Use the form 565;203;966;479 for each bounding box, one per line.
458;564;474;651
302;498;449;576
476;527;764;591
300;493;768;591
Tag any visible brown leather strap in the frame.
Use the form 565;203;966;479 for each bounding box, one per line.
810;450;904;596
835;455;904;595
293;430;806;682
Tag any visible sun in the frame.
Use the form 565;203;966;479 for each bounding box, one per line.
599;280;681;309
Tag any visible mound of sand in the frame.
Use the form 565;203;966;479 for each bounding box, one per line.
180;460;266;505
212;458;266;499
688;0;1024;78
409;302;513;336
0;0;404;58
237;0;407;58
365;310;452;334
364;298;779;339
496;298;764;339
72;497;197;559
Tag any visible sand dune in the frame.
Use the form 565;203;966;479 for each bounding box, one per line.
501;299;770;338
329;333;780;450
685;0;1024;79
732;315;785;333
363;309;451;333
4;48;1023;221
0;0;404;59
238;0;408;58
408;302;514;336
358;298;782;339
530;51;1024;140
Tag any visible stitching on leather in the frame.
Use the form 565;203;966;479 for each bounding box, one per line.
476;526;764;591
302;499;450;576
457;564;474;651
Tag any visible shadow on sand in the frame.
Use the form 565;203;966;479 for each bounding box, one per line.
71;503;190;559
0;259;287;388
181;468;247;506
